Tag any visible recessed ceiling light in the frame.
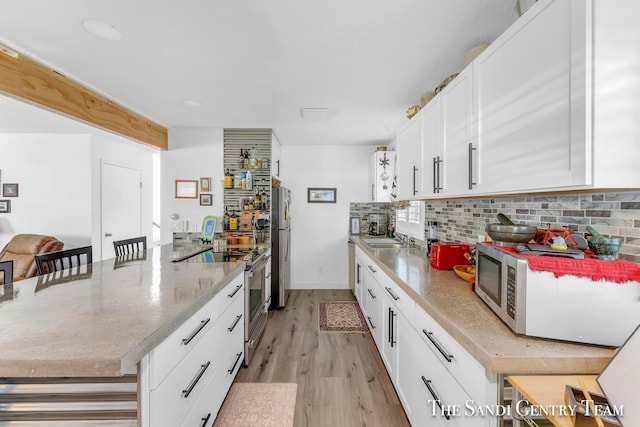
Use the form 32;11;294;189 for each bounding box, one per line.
183;99;202;107
301;108;331;120
82;19;122;41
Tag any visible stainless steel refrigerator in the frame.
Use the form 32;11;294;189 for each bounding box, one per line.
270;187;291;309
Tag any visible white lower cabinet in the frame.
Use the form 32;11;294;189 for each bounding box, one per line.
362;265;383;350
140;270;245;427
357;246;498;426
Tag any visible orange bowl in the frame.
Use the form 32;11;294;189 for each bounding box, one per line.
453;265;475;282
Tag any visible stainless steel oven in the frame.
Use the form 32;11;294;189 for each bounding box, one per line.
244;251;270;366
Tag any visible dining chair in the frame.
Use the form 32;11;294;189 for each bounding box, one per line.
35;246;93;275
0;260;13;285
113;236;147;257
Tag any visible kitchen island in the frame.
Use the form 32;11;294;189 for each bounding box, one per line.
0;243;246;425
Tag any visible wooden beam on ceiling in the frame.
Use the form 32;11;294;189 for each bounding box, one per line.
0;45;168;150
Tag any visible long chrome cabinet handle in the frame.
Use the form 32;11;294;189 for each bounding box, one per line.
413;165;418;195
367;288;376;299
468;142;477;190
433;157;437;193
228;284;243;298
423;329;454;362
421;376;451;420
385;287;399;301
367;316;376;329
182;361;211;398
200;413;212;427
228;352;243;374
182;318;210;345
228;314;243;332
435;156;443;192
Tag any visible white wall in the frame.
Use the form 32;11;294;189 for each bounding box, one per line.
0;134;91;249
161;128;224;244
281;145;374;289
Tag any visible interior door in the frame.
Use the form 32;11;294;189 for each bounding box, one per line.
101;162;142;259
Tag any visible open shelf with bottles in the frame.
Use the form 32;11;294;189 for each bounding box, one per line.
222;129;273;240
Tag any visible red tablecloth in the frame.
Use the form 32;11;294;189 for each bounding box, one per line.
493;245;640;283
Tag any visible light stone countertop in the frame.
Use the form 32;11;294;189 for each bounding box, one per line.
0;243;245;377
353;237;616;375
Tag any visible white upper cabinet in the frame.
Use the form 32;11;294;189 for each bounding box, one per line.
420;97;443;197
441;67;474;196
473;0;639;194
396;116;422;200
369;151;396;202
474;0;586;194
396;0;639;200
271;132;281;179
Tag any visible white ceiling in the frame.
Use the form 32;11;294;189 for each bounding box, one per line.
0;0;519;147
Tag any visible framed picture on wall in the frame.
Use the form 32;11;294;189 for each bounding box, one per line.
200;177;211;192
307;188;336;203
200;193;212;206
0;200;10;213
2;183;18;197
175;180;198;198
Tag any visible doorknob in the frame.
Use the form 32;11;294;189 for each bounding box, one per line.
105;233;112;237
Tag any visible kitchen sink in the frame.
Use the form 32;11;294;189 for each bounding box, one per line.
361;238;407;248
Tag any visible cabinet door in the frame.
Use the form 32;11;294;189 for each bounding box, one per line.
441;68;474;196
371;151;395;202
419;98;442;197
394;308;413;420
474;0;587;194
271;133;281;178
381;296;397;378
396;116;422;200
362;266;383;350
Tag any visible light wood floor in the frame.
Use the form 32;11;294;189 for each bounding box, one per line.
235;289;410;427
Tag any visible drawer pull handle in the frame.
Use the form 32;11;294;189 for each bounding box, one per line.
367;288;376;299
228;352;243;374
228;284;243;298
421;376;450;420
200;413;212;427
385;287;399;301
423;329;454;363
366;316;376;329
228;314;243;332
182;361;211;398
182;318;211;345
367;265;377;273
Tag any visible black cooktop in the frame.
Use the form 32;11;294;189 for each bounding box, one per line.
175;247;266;265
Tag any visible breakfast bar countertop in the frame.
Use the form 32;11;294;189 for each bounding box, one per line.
353;237;617;375
0;243;245;378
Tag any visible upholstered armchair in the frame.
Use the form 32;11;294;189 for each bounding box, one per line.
0;234;64;282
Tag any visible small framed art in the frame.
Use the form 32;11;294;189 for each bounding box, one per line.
307;187;336;203
200;177;211;192
2;183;18;197
0;200;10;213
200;193;212;206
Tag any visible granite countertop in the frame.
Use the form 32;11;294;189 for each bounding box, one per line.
353;237;616;375
0;243;245;378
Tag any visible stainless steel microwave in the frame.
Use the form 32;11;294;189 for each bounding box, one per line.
474;242;640;346
475;242;528;334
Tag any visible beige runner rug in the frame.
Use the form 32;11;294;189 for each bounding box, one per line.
214;382;297;427
318;301;369;333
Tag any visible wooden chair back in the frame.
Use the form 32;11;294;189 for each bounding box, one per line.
35;246;93;275
113;237;147;257
0;260;13;285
